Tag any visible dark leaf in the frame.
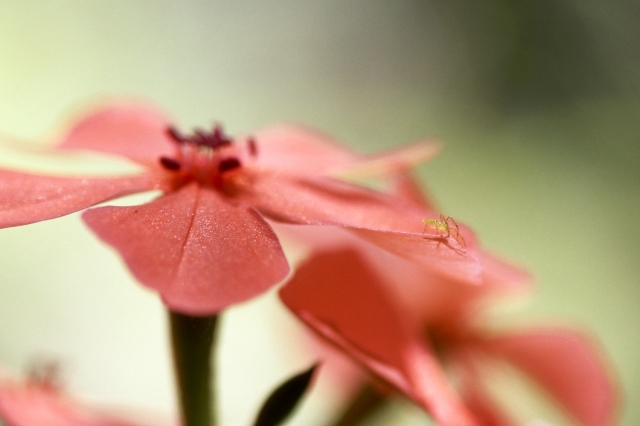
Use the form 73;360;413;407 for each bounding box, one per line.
253;364;319;426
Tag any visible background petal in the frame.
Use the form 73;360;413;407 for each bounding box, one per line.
273;224;522;326
0;169;160;228
463;388;514;426
83;183;290;315
0;382;148;426
58;103;175;166
279;249;478;426
454;351;516;426
484;328;618;426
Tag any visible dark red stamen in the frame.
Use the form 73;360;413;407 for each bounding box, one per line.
160;156;181;171
218;157;241;173
167;126;188;143
193;128;208;145
165;124;234;149
205;125;232;148
247;137;258;157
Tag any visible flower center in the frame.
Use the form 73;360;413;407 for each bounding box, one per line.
159;124;257;189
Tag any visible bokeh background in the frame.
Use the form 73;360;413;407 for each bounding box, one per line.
0;1;638;425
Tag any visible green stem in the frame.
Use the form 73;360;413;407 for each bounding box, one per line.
169;310;219;426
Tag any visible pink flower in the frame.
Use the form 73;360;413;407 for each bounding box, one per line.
0;101;449;315
279;231;618;426
0;377;171;426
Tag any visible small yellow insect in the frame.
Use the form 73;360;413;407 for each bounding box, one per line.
422;214;466;248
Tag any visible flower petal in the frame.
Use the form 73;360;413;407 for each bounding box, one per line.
58;103;175;166
349;228;482;285
0;381;146;426
484;329;618;426
279;249;478;426
455;351;516;426
251;124;359;174
239;173;423;230
252;124;440;181
273;224;481;326
0;169;161;228
389;171;438;209
82;183;290;315
476;251;531;292
237;173;482;284
333;139;441;179
463;387;514;426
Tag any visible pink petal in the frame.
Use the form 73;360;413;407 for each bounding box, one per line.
383;171;526;289
463;389;514;426
237;172;482;284
0;382;145;426
251;124;359;174
83;183;289;315
476;251;532;293
238;173;425;231
389;171;438;209
252;125;440;180
484;329;618;426
455;351;516;426
349;228;482;285
238;173;423;232
279;249;479;426
271;225;499;325
58;103;175;166
0;169;161;228
334;139;441;179
406;345;481;426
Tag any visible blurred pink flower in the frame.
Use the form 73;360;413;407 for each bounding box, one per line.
0;377;170;426
279;233;618;426
0;102;450;315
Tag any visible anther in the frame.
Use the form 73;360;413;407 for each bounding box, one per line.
193;128;209;146
160;156;182;171
167;126;188;143
247;137;258;157
208;125;233;148
218;157;241;173
167;124;234;149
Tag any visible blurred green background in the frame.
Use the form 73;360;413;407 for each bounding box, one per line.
0;1;638;425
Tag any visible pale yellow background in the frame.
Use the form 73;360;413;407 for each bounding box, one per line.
0;2;638;425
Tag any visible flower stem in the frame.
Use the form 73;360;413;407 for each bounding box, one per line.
169;310;219;426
